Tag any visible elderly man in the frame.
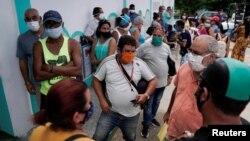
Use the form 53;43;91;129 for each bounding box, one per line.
33;10;82;109
16;8;46;102
164;35;219;140
93;35;157;141
136;27;172;138
176;58;250;141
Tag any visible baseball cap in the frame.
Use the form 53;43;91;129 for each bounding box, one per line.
211;16;219;22
201;58;250;101
43;10;62;24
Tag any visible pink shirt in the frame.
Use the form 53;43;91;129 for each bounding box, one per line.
167;63;203;137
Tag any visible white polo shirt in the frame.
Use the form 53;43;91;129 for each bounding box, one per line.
94;54;155;117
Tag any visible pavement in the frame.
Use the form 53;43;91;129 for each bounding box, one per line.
84;42;250;141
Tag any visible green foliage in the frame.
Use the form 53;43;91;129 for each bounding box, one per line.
175;0;246;16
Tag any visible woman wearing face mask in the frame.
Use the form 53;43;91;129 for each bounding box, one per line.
29;78;94;141
181;13;190;30
112;14;132;43
91;19;116;66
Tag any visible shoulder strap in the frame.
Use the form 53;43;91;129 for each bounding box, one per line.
115;55;138;92
64;134;87;141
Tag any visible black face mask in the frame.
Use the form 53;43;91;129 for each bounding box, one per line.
195;86;210;112
100;31;112;39
80;101;94;124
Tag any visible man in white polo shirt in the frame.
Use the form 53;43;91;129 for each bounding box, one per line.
93;35;157;141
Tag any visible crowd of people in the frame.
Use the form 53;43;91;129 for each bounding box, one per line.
16;3;250;141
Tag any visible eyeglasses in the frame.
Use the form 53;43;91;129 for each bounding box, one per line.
25;16;39;22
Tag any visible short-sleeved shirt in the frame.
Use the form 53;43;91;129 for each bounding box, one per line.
94;54;155;117
167;63;202;137
16;30;46;85
84;18;99;37
136;38;171;88
179;29;192;56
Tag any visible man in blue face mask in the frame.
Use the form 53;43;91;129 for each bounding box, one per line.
33;10;82;109
16;8;46;108
137;27;173;138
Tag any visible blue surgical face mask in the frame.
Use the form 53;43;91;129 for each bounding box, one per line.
45;25;63;39
80;101;94;124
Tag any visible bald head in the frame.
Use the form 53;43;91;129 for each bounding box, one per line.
194;35;218;54
25;8;39;17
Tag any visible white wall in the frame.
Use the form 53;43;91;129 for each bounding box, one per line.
0;0;34;136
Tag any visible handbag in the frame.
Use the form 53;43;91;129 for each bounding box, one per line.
167;56;176;76
116;56;149;109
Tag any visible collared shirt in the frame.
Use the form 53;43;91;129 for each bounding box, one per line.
84;18;99;37
167;63;203;137
94;54;155;117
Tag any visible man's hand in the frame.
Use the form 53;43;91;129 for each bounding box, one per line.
25;82;36;94
135;94;148;104
163;111;170;123
100;100;110;113
167;77;173;86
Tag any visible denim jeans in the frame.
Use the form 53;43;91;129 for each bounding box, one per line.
142;87;165;126
180;53;189;66
93;111;140;141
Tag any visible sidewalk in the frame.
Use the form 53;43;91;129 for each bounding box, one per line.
84;43;250;141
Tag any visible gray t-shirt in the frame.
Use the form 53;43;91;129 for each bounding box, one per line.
94;54;155;117
136;38;171;88
16;30;46;85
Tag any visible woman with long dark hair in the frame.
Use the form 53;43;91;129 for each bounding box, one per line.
91;19;116;66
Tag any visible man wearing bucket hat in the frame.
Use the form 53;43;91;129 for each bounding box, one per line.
112;14;132;43
33;10;82;109
176;58;250;141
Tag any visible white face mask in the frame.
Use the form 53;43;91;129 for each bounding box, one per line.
188;53;210;72
99;13;105;19
204;23;211;28
45;25;63;39
27;21;40;32
130;10;135;13
182;16;187;19
123;23;132;31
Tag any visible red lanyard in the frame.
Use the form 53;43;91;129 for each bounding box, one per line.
117;60;134;91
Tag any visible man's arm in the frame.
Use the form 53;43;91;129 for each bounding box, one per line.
93;77;110;113
135;77;157;104
19;59;35;93
51;39;82;76
33;41;57;81
163;87;176;122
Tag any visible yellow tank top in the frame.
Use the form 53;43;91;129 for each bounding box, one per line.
40;36;71;95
